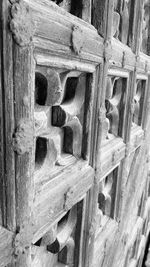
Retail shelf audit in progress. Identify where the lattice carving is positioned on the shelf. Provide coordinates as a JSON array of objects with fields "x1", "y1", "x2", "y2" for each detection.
[
  {"x1": 97, "y1": 168, "x2": 118, "y2": 219},
  {"x1": 103, "y1": 76, "x2": 126, "y2": 142},
  {"x1": 113, "y1": 0, "x2": 133, "y2": 45},
  {"x1": 141, "y1": 1, "x2": 150, "y2": 55},
  {"x1": 132, "y1": 80, "x2": 146, "y2": 127},
  {"x1": 33, "y1": 205, "x2": 77, "y2": 266},
  {"x1": 34, "y1": 67, "x2": 87, "y2": 172}
]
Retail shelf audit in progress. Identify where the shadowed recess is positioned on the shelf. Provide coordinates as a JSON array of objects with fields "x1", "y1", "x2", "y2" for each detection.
[
  {"x1": 35, "y1": 72, "x2": 47, "y2": 105},
  {"x1": 63, "y1": 77, "x2": 78, "y2": 103},
  {"x1": 35, "y1": 137, "x2": 47, "y2": 169},
  {"x1": 63, "y1": 127, "x2": 73, "y2": 154}
]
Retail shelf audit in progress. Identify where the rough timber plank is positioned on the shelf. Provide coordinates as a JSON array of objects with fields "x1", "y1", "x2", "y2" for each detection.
[{"x1": 0, "y1": 226, "x2": 13, "y2": 267}]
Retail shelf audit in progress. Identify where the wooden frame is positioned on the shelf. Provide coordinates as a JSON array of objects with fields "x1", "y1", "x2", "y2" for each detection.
[{"x1": 1, "y1": 0, "x2": 150, "y2": 266}]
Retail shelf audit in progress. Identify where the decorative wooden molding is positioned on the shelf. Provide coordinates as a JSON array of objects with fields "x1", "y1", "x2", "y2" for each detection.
[
  {"x1": 10, "y1": 1, "x2": 35, "y2": 47},
  {"x1": 71, "y1": 26, "x2": 84, "y2": 54},
  {"x1": 13, "y1": 119, "x2": 33, "y2": 155}
]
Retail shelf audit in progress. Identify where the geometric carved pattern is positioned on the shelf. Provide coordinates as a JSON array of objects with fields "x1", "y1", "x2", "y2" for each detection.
[
  {"x1": 104, "y1": 77, "x2": 126, "y2": 140},
  {"x1": 113, "y1": 0, "x2": 132, "y2": 45},
  {"x1": 46, "y1": 206, "x2": 77, "y2": 266},
  {"x1": 132, "y1": 80, "x2": 146, "y2": 127},
  {"x1": 52, "y1": 71, "x2": 85, "y2": 158},
  {"x1": 97, "y1": 168, "x2": 118, "y2": 220},
  {"x1": 34, "y1": 68, "x2": 87, "y2": 171},
  {"x1": 33, "y1": 203, "x2": 82, "y2": 267}
]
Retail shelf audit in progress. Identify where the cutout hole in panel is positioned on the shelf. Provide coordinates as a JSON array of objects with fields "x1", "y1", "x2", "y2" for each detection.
[
  {"x1": 35, "y1": 72, "x2": 47, "y2": 105},
  {"x1": 63, "y1": 127, "x2": 73, "y2": 154},
  {"x1": 70, "y1": 0, "x2": 82, "y2": 18},
  {"x1": 63, "y1": 77, "x2": 78, "y2": 103},
  {"x1": 113, "y1": 0, "x2": 134, "y2": 47},
  {"x1": 58, "y1": 211, "x2": 70, "y2": 229},
  {"x1": 111, "y1": 79, "x2": 122, "y2": 104},
  {"x1": 105, "y1": 77, "x2": 126, "y2": 138},
  {"x1": 52, "y1": 0, "x2": 83, "y2": 18},
  {"x1": 32, "y1": 201, "x2": 84, "y2": 266},
  {"x1": 34, "y1": 238, "x2": 42, "y2": 247},
  {"x1": 58, "y1": 246, "x2": 68, "y2": 263},
  {"x1": 35, "y1": 137, "x2": 47, "y2": 170},
  {"x1": 52, "y1": 72, "x2": 87, "y2": 160},
  {"x1": 98, "y1": 168, "x2": 118, "y2": 219}
]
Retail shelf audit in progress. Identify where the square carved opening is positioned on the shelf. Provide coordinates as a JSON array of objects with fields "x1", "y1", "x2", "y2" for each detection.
[{"x1": 32, "y1": 200, "x2": 84, "y2": 267}]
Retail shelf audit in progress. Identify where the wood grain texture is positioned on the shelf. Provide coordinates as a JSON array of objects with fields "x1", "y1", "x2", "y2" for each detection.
[
  {"x1": 1, "y1": 0, "x2": 150, "y2": 266},
  {"x1": 12, "y1": 44, "x2": 35, "y2": 266},
  {"x1": 0, "y1": 226, "x2": 13, "y2": 267},
  {"x1": 1, "y1": 0, "x2": 16, "y2": 231}
]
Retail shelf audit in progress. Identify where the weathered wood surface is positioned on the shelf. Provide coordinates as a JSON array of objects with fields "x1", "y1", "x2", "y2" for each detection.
[
  {"x1": 0, "y1": 0, "x2": 16, "y2": 231},
  {"x1": 1, "y1": 0, "x2": 150, "y2": 266},
  {"x1": 0, "y1": 226, "x2": 13, "y2": 267}
]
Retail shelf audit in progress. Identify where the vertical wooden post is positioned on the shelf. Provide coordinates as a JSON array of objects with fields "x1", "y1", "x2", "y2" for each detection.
[
  {"x1": 13, "y1": 44, "x2": 35, "y2": 266},
  {"x1": 7, "y1": 0, "x2": 36, "y2": 265},
  {"x1": 1, "y1": 0, "x2": 16, "y2": 231}
]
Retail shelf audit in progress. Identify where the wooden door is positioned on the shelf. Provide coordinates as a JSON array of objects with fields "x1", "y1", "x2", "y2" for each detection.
[{"x1": 0, "y1": 0, "x2": 150, "y2": 267}]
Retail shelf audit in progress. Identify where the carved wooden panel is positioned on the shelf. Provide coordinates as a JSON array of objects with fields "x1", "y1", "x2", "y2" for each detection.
[
  {"x1": 113, "y1": 0, "x2": 135, "y2": 46},
  {"x1": 97, "y1": 167, "x2": 118, "y2": 229},
  {"x1": 98, "y1": 71, "x2": 128, "y2": 179},
  {"x1": 105, "y1": 76, "x2": 127, "y2": 139},
  {"x1": 34, "y1": 66, "x2": 89, "y2": 178},
  {"x1": 1, "y1": 0, "x2": 150, "y2": 266},
  {"x1": 32, "y1": 62, "x2": 95, "y2": 244},
  {"x1": 132, "y1": 79, "x2": 146, "y2": 127},
  {"x1": 32, "y1": 201, "x2": 82, "y2": 266},
  {"x1": 130, "y1": 75, "x2": 147, "y2": 152}
]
